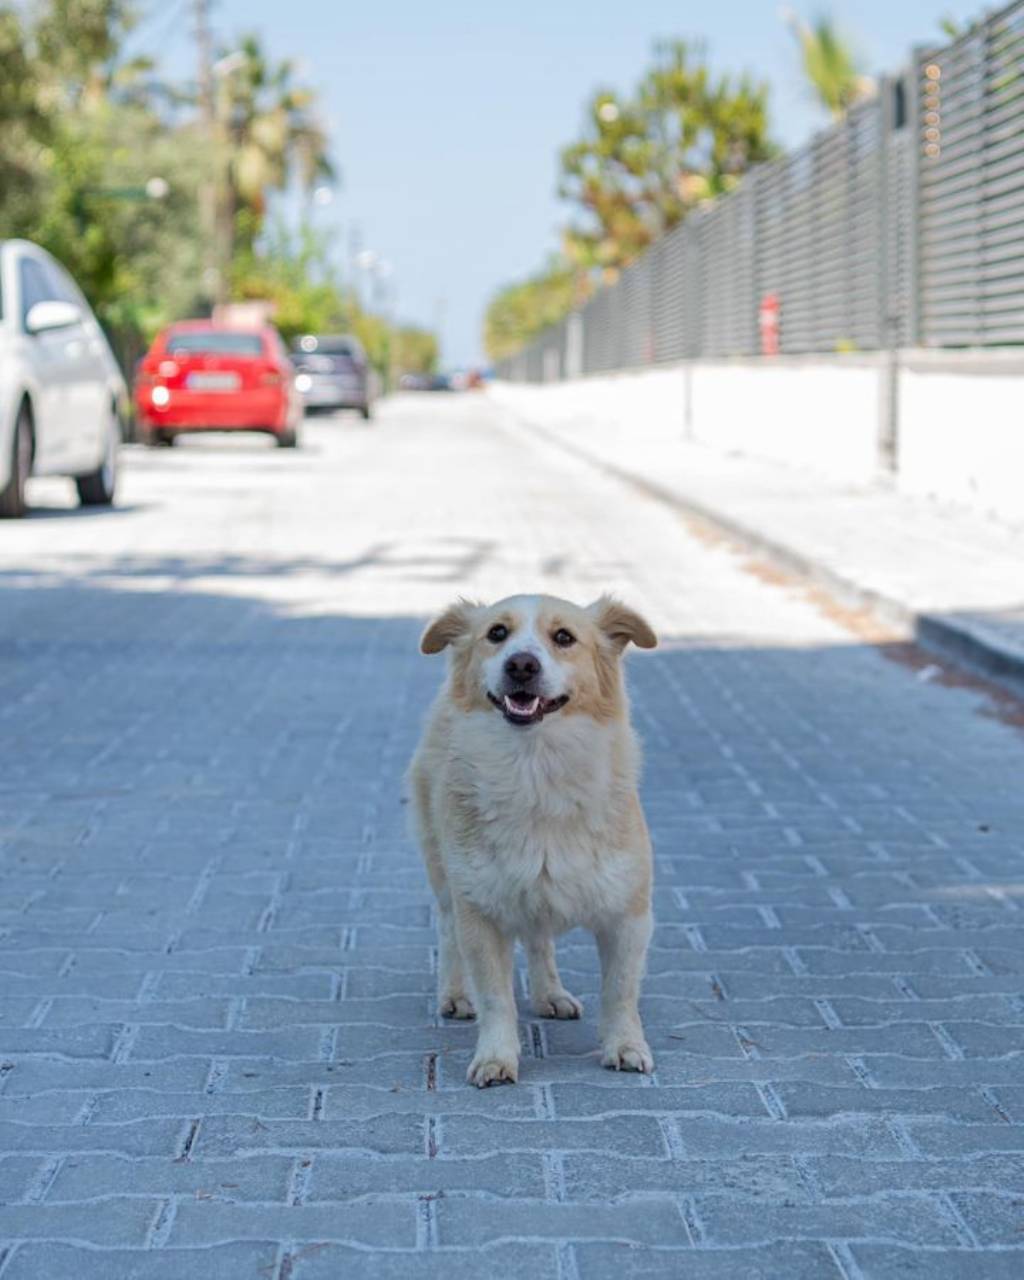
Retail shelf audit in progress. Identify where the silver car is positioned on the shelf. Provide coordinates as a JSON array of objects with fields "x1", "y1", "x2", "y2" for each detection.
[
  {"x1": 291, "y1": 334, "x2": 374, "y2": 420},
  {"x1": 0, "y1": 239, "x2": 127, "y2": 517}
]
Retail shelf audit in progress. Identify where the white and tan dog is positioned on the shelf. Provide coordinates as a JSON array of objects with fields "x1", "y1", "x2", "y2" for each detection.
[{"x1": 409, "y1": 593, "x2": 657, "y2": 1087}]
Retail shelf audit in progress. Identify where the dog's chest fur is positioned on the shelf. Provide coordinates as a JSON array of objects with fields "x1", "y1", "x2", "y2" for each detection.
[{"x1": 443, "y1": 713, "x2": 640, "y2": 933}]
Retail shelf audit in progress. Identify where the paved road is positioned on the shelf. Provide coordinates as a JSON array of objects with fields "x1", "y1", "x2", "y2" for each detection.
[{"x1": 1, "y1": 394, "x2": 1023, "y2": 1279}]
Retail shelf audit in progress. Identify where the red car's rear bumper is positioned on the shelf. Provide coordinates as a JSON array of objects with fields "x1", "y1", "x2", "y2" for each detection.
[{"x1": 136, "y1": 387, "x2": 293, "y2": 431}]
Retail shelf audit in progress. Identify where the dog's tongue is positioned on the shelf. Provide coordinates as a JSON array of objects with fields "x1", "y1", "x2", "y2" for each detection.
[{"x1": 504, "y1": 694, "x2": 540, "y2": 717}]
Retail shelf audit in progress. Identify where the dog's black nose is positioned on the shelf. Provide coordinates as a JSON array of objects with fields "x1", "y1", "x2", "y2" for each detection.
[{"x1": 504, "y1": 651, "x2": 540, "y2": 684}]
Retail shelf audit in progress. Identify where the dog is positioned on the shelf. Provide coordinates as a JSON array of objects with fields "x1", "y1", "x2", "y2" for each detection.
[{"x1": 409, "y1": 593, "x2": 657, "y2": 1087}]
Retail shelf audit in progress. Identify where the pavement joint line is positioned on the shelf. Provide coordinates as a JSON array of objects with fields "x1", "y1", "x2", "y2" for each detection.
[
  {"x1": 146, "y1": 1198, "x2": 177, "y2": 1249},
  {"x1": 679, "y1": 1196, "x2": 705, "y2": 1246},
  {"x1": 658, "y1": 1117, "x2": 686, "y2": 1160},
  {"x1": 827, "y1": 1240, "x2": 866, "y2": 1279},
  {"x1": 556, "y1": 1243, "x2": 582, "y2": 1280},
  {"x1": 929, "y1": 1024, "x2": 967, "y2": 1060},
  {"x1": 937, "y1": 1191, "x2": 982, "y2": 1248},
  {"x1": 542, "y1": 1151, "x2": 568, "y2": 1202},
  {"x1": 23, "y1": 1158, "x2": 62, "y2": 1205},
  {"x1": 287, "y1": 1156, "x2": 314, "y2": 1207},
  {"x1": 755, "y1": 1082, "x2": 787, "y2": 1120},
  {"x1": 980, "y1": 1087, "x2": 1013, "y2": 1124}
]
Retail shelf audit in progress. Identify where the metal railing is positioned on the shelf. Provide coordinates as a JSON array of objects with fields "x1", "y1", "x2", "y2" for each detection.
[{"x1": 497, "y1": 1, "x2": 1024, "y2": 380}]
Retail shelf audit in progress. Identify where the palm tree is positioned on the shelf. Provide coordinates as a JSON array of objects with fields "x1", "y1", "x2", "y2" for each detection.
[
  {"x1": 216, "y1": 34, "x2": 335, "y2": 259},
  {"x1": 781, "y1": 9, "x2": 874, "y2": 121}
]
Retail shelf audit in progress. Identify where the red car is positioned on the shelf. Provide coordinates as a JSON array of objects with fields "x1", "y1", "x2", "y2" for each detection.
[{"x1": 135, "y1": 322, "x2": 301, "y2": 448}]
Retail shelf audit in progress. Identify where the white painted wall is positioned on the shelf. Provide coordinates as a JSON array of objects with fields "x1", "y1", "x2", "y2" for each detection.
[
  {"x1": 689, "y1": 362, "x2": 880, "y2": 484},
  {"x1": 493, "y1": 355, "x2": 1024, "y2": 524},
  {"x1": 493, "y1": 359, "x2": 881, "y2": 485},
  {"x1": 898, "y1": 367, "x2": 1024, "y2": 524}
]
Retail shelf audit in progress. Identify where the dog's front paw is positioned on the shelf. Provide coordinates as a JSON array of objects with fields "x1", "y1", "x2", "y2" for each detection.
[
  {"x1": 533, "y1": 989, "x2": 583, "y2": 1020},
  {"x1": 601, "y1": 1038, "x2": 654, "y2": 1074},
  {"x1": 439, "y1": 993, "x2": 476, "y2": 1020},
  {"x1": 467, "y1": 1053, "x2": 519, "y2": 1087}
]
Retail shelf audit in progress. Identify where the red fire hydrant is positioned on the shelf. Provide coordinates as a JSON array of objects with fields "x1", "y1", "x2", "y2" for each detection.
[{"x1": 759, "y1": 293, "x2": 780, "y2": 356}]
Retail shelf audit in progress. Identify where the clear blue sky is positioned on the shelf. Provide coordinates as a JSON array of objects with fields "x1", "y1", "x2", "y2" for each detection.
[{"x1": 152, "y1": 0, "x2": 982, "y2": 364}]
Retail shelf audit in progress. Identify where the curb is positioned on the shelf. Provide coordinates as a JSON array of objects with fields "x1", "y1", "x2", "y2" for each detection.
[{"x1": 503, "y1": 407, "x2": 1024, "y2": 700}]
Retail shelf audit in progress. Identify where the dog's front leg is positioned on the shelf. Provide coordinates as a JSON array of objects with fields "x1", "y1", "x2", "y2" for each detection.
[
  {"x1": 596, "y1": 910, "x2": 654, "y2": 1073},
  {"x1": 455, "y1": 898, "x2": 519, "y2": 1087}
]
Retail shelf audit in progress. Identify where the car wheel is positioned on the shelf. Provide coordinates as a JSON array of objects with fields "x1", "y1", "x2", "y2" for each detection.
[
  {"x1": 0, "y1": 403, "x2": 32, "y2": 519},
  {"x1": 361, "y1": 405, "x2": 372, "y2": 421},
  {"x1": 276, "y1": 429, "x2": 299, "y2": 449},
  {"x1": 75, "y1": 408, "x2": 119, "y2": 507}
]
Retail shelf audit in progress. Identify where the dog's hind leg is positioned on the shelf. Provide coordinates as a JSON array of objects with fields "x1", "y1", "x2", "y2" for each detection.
[
  {"x1": 596, "y1": 909, "x2": 654, "y2": 1073},
  {"x1": 437, "y1": 890, "x2": 475, "y2": 1020},
  {"x1": 525, "y1": 932, "x2": 582, "y2": 1019}
]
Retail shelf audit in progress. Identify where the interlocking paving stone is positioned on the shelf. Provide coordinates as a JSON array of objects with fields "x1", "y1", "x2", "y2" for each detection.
[
  {"x1": 1, "y1": 1243, "x2": 281, "y2": 1280},
  {"x1": 2, "y1": 397, "x2": 1023, "y2": 1274}
]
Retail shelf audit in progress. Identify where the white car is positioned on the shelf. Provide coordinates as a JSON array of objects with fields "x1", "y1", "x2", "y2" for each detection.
[{"x1": 0, "y1": 239, "x2": 127, "y2": 518}]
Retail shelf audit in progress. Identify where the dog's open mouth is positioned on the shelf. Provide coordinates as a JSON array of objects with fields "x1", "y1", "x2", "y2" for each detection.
[{"x1": 487, "y1": 691, "x2": 570, "y2": 726}]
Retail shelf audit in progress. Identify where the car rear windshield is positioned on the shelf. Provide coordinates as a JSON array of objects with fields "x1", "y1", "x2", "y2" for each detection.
[
  {"x1": 166, "y1": 331, "x2": 263, "y2": 357},
  {"x1": 293, "y1": 336, "x2": 358, "y2": 357}
]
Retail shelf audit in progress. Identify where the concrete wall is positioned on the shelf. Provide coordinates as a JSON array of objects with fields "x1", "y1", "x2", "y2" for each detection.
[
  {"x1": 898, "y1": 357, "x2": 1024, "y2": 523},
  {"x1": 494, "y1": 353, "x2": 1024, "y2": 524},
  {"x1": 688, "y1": 361, "x2": 880, "y2": 485}
]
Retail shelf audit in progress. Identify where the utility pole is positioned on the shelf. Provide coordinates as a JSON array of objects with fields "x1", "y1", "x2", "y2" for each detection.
[{"x1": 193, "y1": 0, "x2": 222, "y2": 308}]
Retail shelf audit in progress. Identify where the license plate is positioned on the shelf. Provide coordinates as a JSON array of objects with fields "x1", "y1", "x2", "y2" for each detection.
[{"x1": 187, "y1": 372, "x2": 240, "y2": 391}]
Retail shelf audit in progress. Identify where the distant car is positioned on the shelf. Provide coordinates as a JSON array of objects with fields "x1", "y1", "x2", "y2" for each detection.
[
  {"x1": 0, "y1": 239, "x2": 127, "y2": 518},
  {"x1": 135, "y1": 322, "x2": 301, "y2": 448},
  {"x1": 291, "y1": 334, "x2": 373, "y2": 419}
]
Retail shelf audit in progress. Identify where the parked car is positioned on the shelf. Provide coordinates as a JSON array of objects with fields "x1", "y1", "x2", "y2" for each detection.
[
  {"x1": 135, "y1": 322, "x2": 301, "y2": 448},
  {"x1": 290, "y1": 334, "x2": 373, "y2": 419},
  {"x1": 0, "y1": 239, "x2": 127, "y2": 518}
]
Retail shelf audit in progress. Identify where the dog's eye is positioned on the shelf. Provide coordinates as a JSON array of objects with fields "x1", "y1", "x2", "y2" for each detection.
[
  {"x1": 552, "y1": 628, "x2": 576, "y2": 648},
  {"x1": 486, "y1": 624, "x2": 509, "y2": 644}
]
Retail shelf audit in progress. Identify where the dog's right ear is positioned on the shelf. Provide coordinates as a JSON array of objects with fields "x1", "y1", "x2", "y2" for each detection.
[{"x1": 420, "y1": 600, "x2": 480, "y2": 654}]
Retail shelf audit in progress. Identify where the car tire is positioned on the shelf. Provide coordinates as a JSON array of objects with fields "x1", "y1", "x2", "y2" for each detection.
[
  {"x1": 361, "y1": 405, "x2": 372, "y2": 421},
  {"x1": 276, "y1": 429, "x2": 299, "y2": 449},
  {"x1": 144, "y1": 430, "x2": 174, "y2": 447},
  {"x1": 75, "y1": 408, "x2": 119, "y2": 507},
  {"x1": 0, "y1": 403, "x2": 32, "y2": 519}
]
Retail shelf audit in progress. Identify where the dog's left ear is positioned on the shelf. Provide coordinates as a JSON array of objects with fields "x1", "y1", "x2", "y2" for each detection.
[
  {"x1": 589, "y1": 596, "x2": 658, "y2": 653},
  {"x1": 420, "y1": 599, "x2": 480, "y2": 654}
]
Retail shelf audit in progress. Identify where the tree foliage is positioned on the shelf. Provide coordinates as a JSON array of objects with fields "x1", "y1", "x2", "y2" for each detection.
[
  {"x1": 560, "y1": 41, "x2": 775, "y2": 273},
  {"x1": 484, "y1": 259, "x2": 583, "y2": 362},
  {"x1": 216, "y1": 33, "x2": 335, "y2": 258},
  {"x1": 781, "y1": 10, "x2": 874, "y2": 121},
  {"x1": 485, "y1": 39, "x2": 775, "y2": 360},
  {"x1": 0, "y1": 2, "x2": 435, "y2": 378}
]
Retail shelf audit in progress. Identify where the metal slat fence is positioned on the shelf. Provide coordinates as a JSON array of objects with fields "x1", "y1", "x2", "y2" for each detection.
[{"x1": 496, "y1": 1, "x2": 1024, "y2": 380}]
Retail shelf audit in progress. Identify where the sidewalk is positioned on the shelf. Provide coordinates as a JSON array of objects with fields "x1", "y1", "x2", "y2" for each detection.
[{"x1": 492, "y1": 392, "x2": 1024, "y2": 693}]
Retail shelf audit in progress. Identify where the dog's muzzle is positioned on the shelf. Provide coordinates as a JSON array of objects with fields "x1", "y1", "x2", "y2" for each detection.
[{"x1": 487, "y1": 650, "x2": 569, "y2": 726}]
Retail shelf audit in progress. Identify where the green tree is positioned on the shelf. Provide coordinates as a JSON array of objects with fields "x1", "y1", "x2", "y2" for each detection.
[
  {"x1": 215, "y1": 34, "x2": 334, "y2": 260},
  {"x1": 391, "y1": 326, "x2": 439, "y2": 377},
  {"x1": 560, "y1": 40, "x2": 775, "y2": 273},
  {"x1": 0, "y1": 0, "x2": 202, "y2": 363},
  {"x1": 230, "y1": 221, "x2": 351, "y2": 341},
  {"x1": 484, "y1": 259, "x2": 583, "y2": 362},
  {"x1": 781, "y1": 10, "x2": 874, "y2": 121}
]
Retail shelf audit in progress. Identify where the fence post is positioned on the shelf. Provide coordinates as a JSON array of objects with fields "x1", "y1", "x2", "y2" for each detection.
[
  {"x1": 877, "y1": 77, "x2": 899, "y2": 474},
  {"x1": 905, "y1": 54, "x2": 923, "y2": 348}
]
